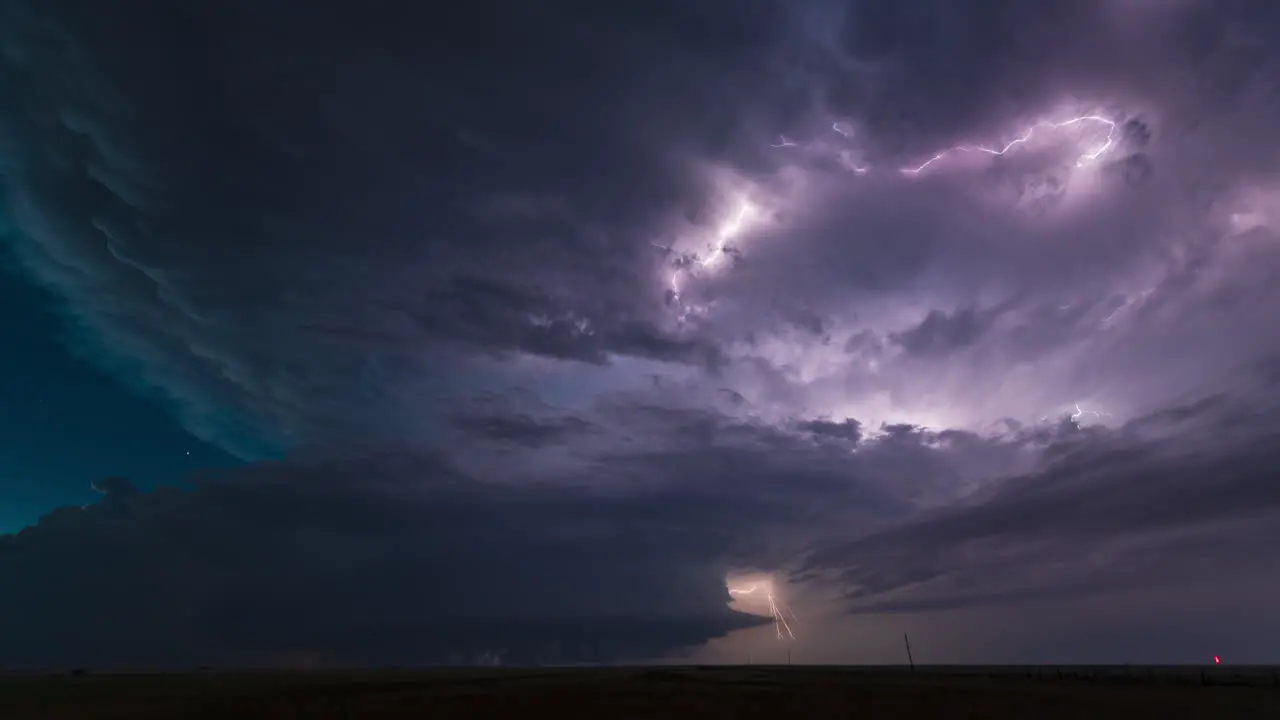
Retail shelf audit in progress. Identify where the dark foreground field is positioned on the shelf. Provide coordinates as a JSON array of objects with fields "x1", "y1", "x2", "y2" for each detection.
[{"x1": 3, "y1": 666, "x2": 1279, "y2": 719}]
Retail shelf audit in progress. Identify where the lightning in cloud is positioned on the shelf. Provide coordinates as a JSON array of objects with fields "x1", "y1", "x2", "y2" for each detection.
[
  {"x1": 901, "y1": 114, "x2": 1118, "y2": 175},
  {"x1": 1039, "y1": 402, "x2": 1113, "y2": 427},
  {"x1": 1070, "y1": 402, "x2": 1112, "y2": 426},
  {"x1": 1102, "y1": 286, "x2": 1156, "y2": 326},
  {"x1": 664, "y1": 197, "x2": 758, "y2": 322},
  {"x1": 762, "y1": 121, "x2": 869, "y2": 177},
  {"x1": 701, "y1": 200, "x2": 754, "y2": 269},
  {"x1": 663, "y1": 110, "x2": 1122, "y2": 322},
  {"x1": 838, "y1": 150, "x2": 871, "y2": 175},
  {"x1": 729, "y1": 582, "x2": 797, "y2": 641},
  {"x1": 767, "y1": 112, "x2": 1120, "y2": 181}
]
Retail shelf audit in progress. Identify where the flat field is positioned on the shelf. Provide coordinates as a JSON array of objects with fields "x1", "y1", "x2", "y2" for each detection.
[{"x1": 2, "y1": 665, "x2": 1279, "y2": 719}]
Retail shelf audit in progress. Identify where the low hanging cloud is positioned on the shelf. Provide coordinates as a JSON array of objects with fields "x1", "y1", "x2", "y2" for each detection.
[
  {"x1": 2, "y1": 394, "x2": 1048, "y2": 668},
  {"x1": 1, "y1": 451, "x2": 768, "y2": 668},
  {"x1": 801, "y1": 386, "x2": 1280, "y2": 616}
]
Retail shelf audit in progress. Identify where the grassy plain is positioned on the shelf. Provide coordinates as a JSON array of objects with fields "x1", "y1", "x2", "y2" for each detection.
[{"x1": 2, "y1": 665, "x2": 1279, "y2": 719}]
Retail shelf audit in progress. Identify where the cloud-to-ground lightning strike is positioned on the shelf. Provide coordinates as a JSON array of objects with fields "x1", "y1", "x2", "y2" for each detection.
[
  {"x1": 900, "y1": 115, "x2": 1118, "y2": 175},
  {"x1": 728, "y1": 582, "x2": 797, "y2": 641}
]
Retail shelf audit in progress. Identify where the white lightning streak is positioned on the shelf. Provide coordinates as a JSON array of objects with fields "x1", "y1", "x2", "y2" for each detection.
[
  {"x1": 1070, "y1": 402, "x2": 1111, "y2": 425},
  {"x1": 766, "y1": 113, "x2": 1120, "y2": 181},
  {"x1": 901, "y1": 115, "x2": 1118, "y2": 175},
  {"x1": 728, "y1": 583, "x2": 797, "y2": 641},
  {"x1": 701, "y1": 201, "x2": 753, "y2": 269},
  {"x1": 664, "y1": 111, "x2": 1122, "y2": 322},
  {"x1": 665, "y1": 199, "x2": 757, "y2": 322},
  {"x1": 1102, "y1": 286, "x2": 1156, "y2": 326}
]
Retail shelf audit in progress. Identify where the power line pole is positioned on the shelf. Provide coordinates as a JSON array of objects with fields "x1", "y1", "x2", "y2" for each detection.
[{"x1": 903, "y1": 633, "x2": 915, "y2": 672}]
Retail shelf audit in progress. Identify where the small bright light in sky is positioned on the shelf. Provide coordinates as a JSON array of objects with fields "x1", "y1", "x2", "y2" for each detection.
[{"x1": 1214, "y1": 655, "x2": 1221, "y2": 665}]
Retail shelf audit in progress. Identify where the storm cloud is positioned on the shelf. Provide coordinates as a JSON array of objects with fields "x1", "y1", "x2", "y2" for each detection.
[{"x1": 4, "y1": 0, "x2": 1280, "y2": 666}]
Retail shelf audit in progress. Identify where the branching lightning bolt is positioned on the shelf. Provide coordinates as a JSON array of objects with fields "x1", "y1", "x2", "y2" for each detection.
[
  {"x1": 664, "y1": 199, "x2": 757, "y2": 322},
  {"x1": 1070, "y1": 402, "x2": 1111, "y2": 425},
  {"x1": 728, "y1": 583, "x2": 797, "y2": 641},
  {"x1": 768, "y1": 113, "x2": 1120, "y2": 178},
  {"x1": 901, "y1": 115, "x2": 1118, "y2": 175},
  {"x1": 663, "y1": 111, "x2": 1122, "y2": 322}
]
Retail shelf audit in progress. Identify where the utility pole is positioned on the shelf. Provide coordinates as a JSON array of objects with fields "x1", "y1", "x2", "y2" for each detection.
[{"x1": 903, "y1": 633, "x2": 915, "y2": 672}]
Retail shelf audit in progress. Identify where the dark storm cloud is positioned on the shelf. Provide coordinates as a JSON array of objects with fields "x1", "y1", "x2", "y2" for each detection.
[
  {"x1": 449, "y1": 407, "x2": 596, "y2": 449},
  {"x1": 6, "y1": 0, "x2": 1280, "y2": 667},
  {"x1": 0, "y1": 0, "x2": 793, "y2": 453},
  {"x1": 89, "y1": 475, "x2": 137, "y2": 501},
  {"x1": 6, "y1": 0, "x2": 1279, "y2": 449},
  {"x1": 890, "y1": 304, "x2": 1006, "y2": 358},
  {"x1": 813, "y1": 0, "x2": 1280, "y2": 158},
  {"x1": 410, "y1": 278, "x2": 723, "y2": 367},
  {"x1": 446, "y1": 389, "x2": 599, "y2": 448},
  {"x1": 441, "y1": 387, "x2": 1057, "y2": 526},
  {"x1": 795, "y1": 417, "x2": 862, "y2": 444},
  {"x1": 0, "y1": 452, "x2": 773, "y2": 668},
  {"x1": 802, "y1": 391, "x2": 1280, "y2": 614},
  {"x1": 823, "y1": 0, "x2": 1106, "y2": 148},
  {"x1": 0, "y1": 395, "x2": 1014, "y2": 668},
  {"x1": 1, "y1": 373, "x2": 1096, "y2": 668}
]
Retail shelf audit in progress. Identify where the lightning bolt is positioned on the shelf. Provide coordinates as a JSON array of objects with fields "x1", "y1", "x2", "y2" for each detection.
[
  {"x1": 666, "y1": 111, "x2": 1121, "y2": 322},
  {"x1": 1102, "y1": 286, "x2": 1156, "y2": 325},
  {"x1": 764, "y1": 122, "x2": 868, "y2": 177},
  {"x1": 1069, "y1": 402, "x2": 1111, "y2": 425},
  {"x1": 701, "y1": 201, "x2": 753, "y2": 269},
  {"x1": 664, "y1": 198, "x2": 757, "y2": 323},
  {"x1": 901, "y1": 115, "x2": 1118, "y2": 175},
  {"x1": 767, "y1": 113, "x2": 1119, "y2": 180},
  {"x1": 728, "y1": 582, "x2": 797, "y2": 641}
]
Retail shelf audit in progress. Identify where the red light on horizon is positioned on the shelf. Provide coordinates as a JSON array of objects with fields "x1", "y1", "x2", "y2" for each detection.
[{"x1": 1213, "y1": 655, "x2": 1220, "y2": 665}]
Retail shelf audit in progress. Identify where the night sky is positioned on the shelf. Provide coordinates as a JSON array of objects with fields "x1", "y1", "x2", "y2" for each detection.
[{"x1": 4, "y1": 0, "x2": 1280, "y2": 669}]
